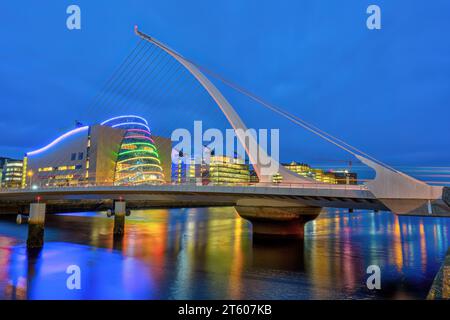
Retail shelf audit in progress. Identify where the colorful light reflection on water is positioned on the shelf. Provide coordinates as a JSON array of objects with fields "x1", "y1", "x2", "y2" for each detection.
[{"x1": 0, "y1": 208, "x2": 448, "y2": 299}]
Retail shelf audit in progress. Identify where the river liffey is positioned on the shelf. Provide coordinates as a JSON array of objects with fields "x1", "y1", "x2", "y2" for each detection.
[{"x1": 0, "y1": 208, "x2": 448, "y2": 299}]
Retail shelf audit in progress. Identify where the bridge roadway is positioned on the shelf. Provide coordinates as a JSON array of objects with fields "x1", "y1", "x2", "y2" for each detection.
[
  {"x1": 3, "y1": 183, "x2": 449, "y2": 246},
  {"x1": 0, "y1": 183, "x2": 386, "y2": 214}
]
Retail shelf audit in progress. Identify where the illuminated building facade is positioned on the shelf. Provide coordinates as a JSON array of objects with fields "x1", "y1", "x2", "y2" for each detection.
[
  {"x1": 171, "y1": 150, "x2": 187, "y2": 184},
  {"x1": 25, "y1": 115, "x2": 168, "y2": 187},
  {"x1": 0, "y1": 158, "x2": 23, "y2": 189},
  {"x1": 208, "y1": 155, "x2": 250, "y2": 185},
  {"x1": 171, "y1": 148, "x2": 250, "y2": 185},
  {"x1": 26, "y1": 124, "x2": 125, "y2": 187},
  {"x1": 320, "y1": 171, "x2": 337, "y2": 184},
  {"x1": 284, "y1": 161, "x2": 315, "y2": 178},
  {"x1": 333, "y1": 170, "x2": 358, "y2": 185},
  {"x1": 0, "y1": 157, "x2": 7, "y2": 183},
  {"x1": 272, "y1": 161, "x2": 356, "y2": 185},
  {"x1": 171, "y1": 149, "x2": 206, "y2": 184},
  {"x1": 249, "y1": 168, "x2": 259, "y2": 184},
  {"x1": 101, "y1": 116, "x2": 164, "y2": 185}
]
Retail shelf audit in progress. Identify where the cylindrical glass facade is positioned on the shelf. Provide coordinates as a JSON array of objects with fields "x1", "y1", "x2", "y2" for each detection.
[{"x1": 102, "y1": 115, "x2": 164, "y2": 185}]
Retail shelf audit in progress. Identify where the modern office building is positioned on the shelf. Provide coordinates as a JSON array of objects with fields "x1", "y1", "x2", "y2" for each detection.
[
  {"x1": 320, "y1": 171, "x2": 338, "y2": 184},
  {"x1": 0, "y1": 157, "x2": 7, "y2": 183},
  {"x1": 171, "y1": 149, "x2": 187, "y2": 184},
  {"x1": 333, "y1": 170, "x2": 358, "y2": 185},
  {"x1": 171, "y1": 148, "x2": 250, "y2": 185},
  {"x1": 171, "y1": 149, "x2": 208, "y2": 185},
  {"x1": 208, "y1": 155, "x2": 250, "y2": 185},
  {"x1": 249, "y1": 168, "x2": 259, "y2": 184},
  {"x1": 1, "y1": 158, "x2": 23, "y2": 189},
  {"x1": 25, "y1": 115, "x2": 168, "y2": 187},
  {"x1": 271, "y1": 161, "x2": 356, "y2": 185},
  {"x1": 284, "y1": 161, "x2": 315, "y2": 179}
]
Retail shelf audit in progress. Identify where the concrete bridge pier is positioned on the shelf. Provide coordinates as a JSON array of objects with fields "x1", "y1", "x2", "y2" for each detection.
[
  {"x1": 107, "y1": 200, "x2": 129, "y2": 236},
  {"x1": 234, "y1": 199, "x2": 322, "y2": 240},
  {"x1": 25, "y1": 203, "x2": 46, "y2": 248}
]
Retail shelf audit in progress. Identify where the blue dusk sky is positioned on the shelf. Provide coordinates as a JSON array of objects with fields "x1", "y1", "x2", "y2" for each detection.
[{"x1": 1, "y1": 0, "x2": 449, "y2": 168}]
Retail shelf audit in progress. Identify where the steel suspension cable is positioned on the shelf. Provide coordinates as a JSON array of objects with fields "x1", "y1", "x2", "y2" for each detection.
[
  {"x1": 191, "y1": 65, "x2": 402, "y2": 173},
  {"x1": 135, "y1": 32, "x2": 394, "y2": 169},
  {"x1": 93, "y1": 41, "x2": 154, "y2": 112},
  {"x1": 86, "y1": 39, "x2": 144, "y2": 113}
]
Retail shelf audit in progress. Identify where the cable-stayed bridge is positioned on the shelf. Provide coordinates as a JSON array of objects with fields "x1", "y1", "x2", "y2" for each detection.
[
  {"x1": 1, "y1": 27, "x2": 449, "y2": 247},
  {"x1": 131, "y1": 27, "x2": 450, "y2": 217}
]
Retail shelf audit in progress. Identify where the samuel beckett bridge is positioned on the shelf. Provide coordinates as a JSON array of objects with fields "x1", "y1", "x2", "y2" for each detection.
[{"x1": 1, "y1": 27, "x2": 449, "y2": 248}]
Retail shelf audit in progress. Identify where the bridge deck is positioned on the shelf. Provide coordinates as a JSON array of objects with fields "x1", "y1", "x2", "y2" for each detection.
[{"x1": 0, "y1": 184, "x2": 387, "y2": 213}]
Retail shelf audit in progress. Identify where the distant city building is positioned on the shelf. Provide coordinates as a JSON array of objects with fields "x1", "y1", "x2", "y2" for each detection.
[
  {"x1": 321, "y1": 171, "x2": 337, "y2": 184},
  {"x1": 311, "y1": 168, "x2": 322, "y2": 182},
  {"x1": 171, "y1": 148, "x2": 250, "y2": 186},
  {"x1": 1, "y1": 158, "x2": 23, "y2": 189},
  {"x1": 333, "y1": 170, "x2": 357, "y2": 185},
  {"x1": 0, "y1": 157, "x2": 8, "y2": 168},
  {"x1": 208, "y1": 155, "x2": 250, "y2": 185},
  {"x1": 171, "y1": 149, "x2": 187, "y2": 184},
  {"x1": 272, "y1": 162, "x2": 314, "y2": 184},
  {"x1": 284, "y1": 161, "x2": 315, "y2": 179},
  {"x1": 171, "y1": 150, "x2": 204, "y2": 184},
  {"x1": 272, "y1": 161, "x2": 357, "y2": 185},
  {"x1": 249, "y1": 168, "x2": 259, "y2": 184},
  {"x1": 271, "y1": 172, "x2": 282, "y2": 184},
  {"x1": 25, "y1": 115, "x2": 169, "y2": 187},
  {"x1": 0, "y1": 157, "x2": 8, "y2": 183}
]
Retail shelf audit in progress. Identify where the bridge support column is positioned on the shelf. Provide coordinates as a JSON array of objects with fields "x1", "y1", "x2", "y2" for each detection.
[
  {"x1": 27, "y1": 203, "x2": 46, "y2": 248},
  {"x1": 107, "y1": 201, "x2": 129, "y2": 236},
  {"x1": 234, "y1": 199, "x2": 322, "y2": 240}
]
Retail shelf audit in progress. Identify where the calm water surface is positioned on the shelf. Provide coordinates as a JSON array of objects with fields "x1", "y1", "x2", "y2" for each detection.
[{"x1": 0, "y1": 207, "x2": 448, "y2": 299}]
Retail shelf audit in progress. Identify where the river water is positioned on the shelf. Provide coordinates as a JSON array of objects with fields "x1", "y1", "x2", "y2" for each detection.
[{"x1": 0, "y1": 207, "x2": 448, "y2": 300}]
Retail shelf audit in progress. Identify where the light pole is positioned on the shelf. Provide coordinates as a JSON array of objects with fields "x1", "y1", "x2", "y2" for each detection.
[{"x1": 27, "y1": 170, "x2": 33, "y2": 189}]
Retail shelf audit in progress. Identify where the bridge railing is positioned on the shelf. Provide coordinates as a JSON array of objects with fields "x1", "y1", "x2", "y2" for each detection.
[{"x1": 0, "y1": 180, "x2": 369, "y2": 192}]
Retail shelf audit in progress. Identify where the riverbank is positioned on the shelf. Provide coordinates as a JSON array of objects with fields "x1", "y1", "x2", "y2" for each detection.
[{"x1": 427, "y1": 247, "x2": 450, "y2": 299}]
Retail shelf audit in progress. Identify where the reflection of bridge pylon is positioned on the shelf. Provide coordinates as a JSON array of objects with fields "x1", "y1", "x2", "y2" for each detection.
[{"x1": 134, "y1": 26, "x2": 450, "y2": 215}]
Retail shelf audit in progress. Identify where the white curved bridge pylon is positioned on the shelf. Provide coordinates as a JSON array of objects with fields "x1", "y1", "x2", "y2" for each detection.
[
  {"x1": 133, "y1": 27, "x2": 450, "y2": 215},
  {"x1": 134, "y1": 26, "x2": 311, "y2": 184}
]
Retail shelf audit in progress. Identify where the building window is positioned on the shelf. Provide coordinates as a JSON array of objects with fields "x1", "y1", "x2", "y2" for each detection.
[
  {"x1": 78, "y1": 152, "x2": 83, "y2": 160},
  {"x1": 75, "y1": 164, "x2": 82, "y2": 170},
  {"x1": 71, "y1": 153, "x2": 76, "y2": 161}
]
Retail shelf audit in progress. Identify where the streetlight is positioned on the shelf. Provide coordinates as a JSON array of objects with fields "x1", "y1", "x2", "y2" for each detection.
[{"x1": 27, "y1": 170, "x2": 33, "y2": 189}]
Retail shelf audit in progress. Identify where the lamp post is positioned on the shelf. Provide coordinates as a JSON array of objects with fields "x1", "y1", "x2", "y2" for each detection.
[{"x1": 27, "y1": 170, "x2": 33, "y2": 189}]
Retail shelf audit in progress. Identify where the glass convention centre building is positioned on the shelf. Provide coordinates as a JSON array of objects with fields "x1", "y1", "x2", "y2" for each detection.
[{"x1": 24, "y1": 115, "x2": 171, "y2": 187}]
